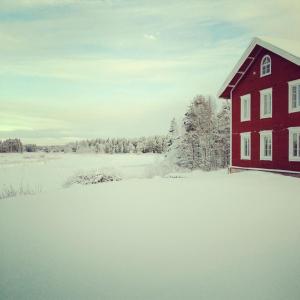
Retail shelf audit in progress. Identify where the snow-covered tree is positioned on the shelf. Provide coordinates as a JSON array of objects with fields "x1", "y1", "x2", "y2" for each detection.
[
  {"x1": 181, "y1": 95, "x2": 214, "y2": 169},
  {"x1": 167, "y1": 118, "x2": 179, "y2": 148},
  {"x1": 166, "y1": 95, "x2": 230, "y2": 171},
  {"x1": 215, "y1": 101, "x2": 231, "y2": 168},
  {"x1": 77, "y1": 140, "x2": 91, "y2": 153},
  {"x1": 24, "y1": 144, "x2": 37, "y2": 152},
  {"x1": 0, "y1": 139, "x2": 23, "y2": 153}
]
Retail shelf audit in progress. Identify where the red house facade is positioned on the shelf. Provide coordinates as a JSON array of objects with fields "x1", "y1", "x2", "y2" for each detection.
[{"x1": 218, "y1": 37, "x2": 300, "y2": 174}]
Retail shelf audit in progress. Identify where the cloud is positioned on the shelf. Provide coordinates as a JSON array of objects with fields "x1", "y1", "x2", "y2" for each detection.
[
  {"x1": 143, "y1": 34, "x2": 157, "y2": 41},
  {"x1": 0, "y1": 57, "x2": 190, "y2": 82},
  {"x1": 0, "y1": 0, "x2": 299, "y2": 143},
  {"x1": 0, "y1": 0, "x2": 103, "y2": 9}
]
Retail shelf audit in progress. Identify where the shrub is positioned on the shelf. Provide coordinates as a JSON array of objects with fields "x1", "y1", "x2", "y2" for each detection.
[
  {"x1": 64, "y1": 169, "x2": 122, "y2": 187},
  {"x1": 0, "y1": 184, "x2": 42, "y2": 200}
]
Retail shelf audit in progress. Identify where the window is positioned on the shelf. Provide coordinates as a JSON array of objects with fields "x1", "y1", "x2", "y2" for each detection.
[
  {"x1": 260, "y1": 131, "x2": 272, "y2": 160},
  {"x1": 288, "y1": 127, "x2": 300, "y2": 161},
  {"x1": 241, "y1": 132, "x2": 251, "y2": 160},
  {"x1": 260, "y1": 55, "x2": 271, "y2": 77},
  {"x1": 260, "y1": 88, "x2": 272, "y2": 118},
  {"x1": 288, "y1": 79, "x2": 300, "y2": 113},
  {"x1": 241, "y1": 94, "x2": 251, "y2": 121}
]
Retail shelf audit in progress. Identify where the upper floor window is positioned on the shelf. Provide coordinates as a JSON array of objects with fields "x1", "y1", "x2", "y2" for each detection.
[
  {"x1": 241, "y1": 94, "x2": 251, "y2": 122},
  {"x1": 260, "y1": 88, "x2": 272, "y2": 118},
  {"x1": 288, "y1": 79, "x2": 300, "y2": 113},
  {"x1": 260, "y1": 55, "x2": 271, "y2": 77}
]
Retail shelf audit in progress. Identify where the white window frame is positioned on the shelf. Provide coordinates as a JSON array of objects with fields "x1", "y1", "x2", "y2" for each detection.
[
  {"x1": 288, "y1": 127, "x2": 300, "y2": 162},
  {"x1": 260, "y1": 55, "x2": 271, "y2": 77},
  {"x1": 240, "y1": 94, "x2": 251, "y2": 122},
  {"x1": 240, "y1": 132, "x2": 251, "y2": 160},
  {"x1": 260, "y1": 130, "x2": 272, "y2": 161},
  {"x1": 288, "y1": 79, "x2": 300, "y2": 113},
  {"x1": 260, "y1": 88, "x2": 272, "y2": 119}
]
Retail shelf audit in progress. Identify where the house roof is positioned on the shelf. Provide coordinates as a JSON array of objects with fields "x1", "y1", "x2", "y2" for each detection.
[{"x1": 218, "y1": 37, "x2": 300, "y2": 99}]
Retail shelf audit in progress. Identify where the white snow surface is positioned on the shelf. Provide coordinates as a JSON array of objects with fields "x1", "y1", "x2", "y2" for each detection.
[
  {"x1": 0, "y1": 153, "x2": 162, "y2": 193},
  {"x1": 1, "y1": 153, "x2": 300, "y2": 300}
]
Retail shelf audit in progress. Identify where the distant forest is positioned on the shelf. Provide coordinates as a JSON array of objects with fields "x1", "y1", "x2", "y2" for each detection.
[
  {"x1": 1, "y1": 94, "x2": 230, "y2": 171},
  {"x1": 0, "y1": 136, "x2": 169, "y2": 154},
  {"x1": 0, "y1": 139, "x2": 30, "y2": 153}
]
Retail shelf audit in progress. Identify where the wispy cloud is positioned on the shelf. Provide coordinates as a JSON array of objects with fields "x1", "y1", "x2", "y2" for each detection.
[
  {"x1": 0, "y1": 0, "x2": 299, "y2": 144},
  {"x1": 143, "y1": 34, "x2": 157, "y2": 41}
]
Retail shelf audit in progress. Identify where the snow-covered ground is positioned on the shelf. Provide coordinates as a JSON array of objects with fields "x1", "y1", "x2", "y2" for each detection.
[
  {"x1": 1, "y1": 153, "x2": 300, "y2": 300},
  {"x1": 0, "y1": 152, "x2": 162, "y2": 194}
]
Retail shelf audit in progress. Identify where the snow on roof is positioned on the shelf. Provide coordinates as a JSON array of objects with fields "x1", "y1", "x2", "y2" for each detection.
[
  {"x1": 218, "y1": 37, "x2": 300, "y2": 99},
  {"x1": 259, "y1": 36, "x2": 300, "y2": 61}
]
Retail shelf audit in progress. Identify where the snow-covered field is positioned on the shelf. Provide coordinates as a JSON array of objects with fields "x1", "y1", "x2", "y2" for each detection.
[
  {"x1": 0, "y1": 153, "x2": 162, "y2": 195},
  {"x1": 1, "y1": 153, "x2": 300, "y2": 300}
]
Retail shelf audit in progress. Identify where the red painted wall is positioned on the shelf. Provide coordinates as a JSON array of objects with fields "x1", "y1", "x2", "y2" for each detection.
[{"x1": 232, "y1": 47, "x2": 300, "y2": 172}]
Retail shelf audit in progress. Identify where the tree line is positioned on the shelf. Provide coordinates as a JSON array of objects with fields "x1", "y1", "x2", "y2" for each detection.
[
  {"x1": 0, "y1": 139, "x2": 38, "y2": 153},
  {"x1": 64, "y1": 136, "x2": 169, "y2": 154},
  {"x1": 0, "y1": 139, "x2": 23, "y2": 153}
]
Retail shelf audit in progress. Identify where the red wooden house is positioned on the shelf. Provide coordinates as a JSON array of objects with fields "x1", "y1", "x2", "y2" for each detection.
[{"x1": 218, "y1": 37, "x2": 300, "y2": 174}]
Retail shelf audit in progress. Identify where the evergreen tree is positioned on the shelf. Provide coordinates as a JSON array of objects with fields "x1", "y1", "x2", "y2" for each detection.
[
  {"x1": 182, "y1": 95, "x2": 214, "y2": 169},
  {"x1": 0, "y1": 139, "x2": 23, "y2": 153},
  {"x1": 167, "y1": 118, "x2": 179, "y2": 148},
  {"x1": 215, "y1": 101, "x2": 231, "y2": 168},
  {"x1": 166, "y1": 95, "x2": 230, "y2": 171}
]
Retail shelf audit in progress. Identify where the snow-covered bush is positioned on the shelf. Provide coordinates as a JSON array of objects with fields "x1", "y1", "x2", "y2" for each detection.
[
  {"x1": 64, "y1": 169, "x2": 122, "y2": 187},
  {"x1": 163, "y1": 173, "x2": 186, "y2": 179},
  {"x1": 0, "y1": 184, "x2": 42, "y2": 200},
  {"x1": 144, "y1": 156, "x2": 189, "y2": 178}
]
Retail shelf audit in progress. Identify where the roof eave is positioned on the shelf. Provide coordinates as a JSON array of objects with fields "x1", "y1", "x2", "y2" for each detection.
[
  {"x1": 217, "y1": 38, "x2": 258, "y2": 99},
  {"x1": 217, "y1": 37, "x2": 300, "y2": 99}
]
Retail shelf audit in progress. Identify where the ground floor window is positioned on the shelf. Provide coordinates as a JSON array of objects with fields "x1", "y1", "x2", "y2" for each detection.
[
  {"x1": 240, "y1": 132, "x2": 251, "y2": 160},
  {"x1": 289, "y1": 79, "x2": 300, "y2": 113},
  {"x1": 289, "y1": 127, "x2": 300, "y2": 161},
  {"x1": 260, "y1": 130, "x2": 272, "y2": 160}
]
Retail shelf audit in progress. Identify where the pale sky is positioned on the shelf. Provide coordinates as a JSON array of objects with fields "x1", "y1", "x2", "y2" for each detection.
[{"x1": 1, "y1": 0, "x2": 299, "y2": 145}]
